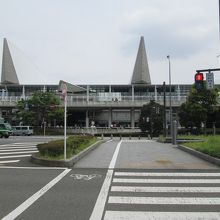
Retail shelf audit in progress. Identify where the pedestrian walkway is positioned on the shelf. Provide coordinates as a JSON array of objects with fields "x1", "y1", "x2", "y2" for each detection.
[
  {"x1": 0, "y1": 143, "x2": 39, "y2": 165},
  {"x1": 103, "y1": 170, "x2": 220, "y2": 220}
]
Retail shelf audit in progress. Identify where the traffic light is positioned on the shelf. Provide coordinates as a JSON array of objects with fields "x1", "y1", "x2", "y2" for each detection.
[{"x1": 195, "y1": 72, "x2": 204, "y2": 91}]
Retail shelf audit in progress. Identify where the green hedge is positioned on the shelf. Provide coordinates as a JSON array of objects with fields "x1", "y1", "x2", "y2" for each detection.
[{"x1": 37, "y1": 135, "x2": 96, "y2": 158}]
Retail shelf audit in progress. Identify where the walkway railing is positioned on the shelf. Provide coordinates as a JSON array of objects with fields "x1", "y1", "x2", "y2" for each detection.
[{"x1": 1, "y1": 95, "x2": 219, "y2": 107}]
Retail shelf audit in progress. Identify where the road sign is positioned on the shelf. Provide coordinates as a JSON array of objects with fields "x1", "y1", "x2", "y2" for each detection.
[
  {"x1": 206, "y1": 72, "x2": 214, "y2": 89},
  {"x1": 60, "y1": 82, "x2": 67, "y2": 100}
]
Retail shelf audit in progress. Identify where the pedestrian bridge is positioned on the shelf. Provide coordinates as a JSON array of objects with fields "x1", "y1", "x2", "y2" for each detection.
[
  {"x1": 0, "y1": 95, "x2": 189, "y2": 108},
  {"x1": 2, "y1": 95, "x2": 220, "y2": 109}
]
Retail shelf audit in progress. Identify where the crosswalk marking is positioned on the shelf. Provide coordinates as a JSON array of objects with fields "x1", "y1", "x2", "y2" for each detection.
[
  {"x1": 0, "y1": 142, "x2": 39, "y2": 164},
  {"x1": 108, "y1": 196, "x2": 220, "y2": 205},
  {"x1": 0, "y1": 148, "x2": 37, "y2": 152},
  {"x1": 115, "y1": 172, "x2": 220, "y2": 177},
  {"x1": 0, "y1": 151, "x2": 38, "y2": 155},
  {"x1": 113, "y1": 178, "x2": 220, "y2": 184},
  {"x1": 111, "y1": 186, "x2": 220, "y2": 193},
  {"x1": 0, "y1": 146, "x2": 36, "y2": 150},
  {"x1": 103, "y1": 171, "x2": 220, "y2": 220},
  {"x1": 0, "y1": 144, "x2": 38, "y2": 147},
  {"x1": 0, "y1": 160, "x2": 20, "y2": 164},
  {"x1": 0, "y1": 155, "x2": 32, "y2": 159},
  {"x1": 104, "y1": 211, "x2": 220, "y2": 220}
]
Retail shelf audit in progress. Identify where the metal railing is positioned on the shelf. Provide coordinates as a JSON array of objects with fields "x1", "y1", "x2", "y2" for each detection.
[{"x1": 3, "y1": 94, "x2": 220, "y2": 107}]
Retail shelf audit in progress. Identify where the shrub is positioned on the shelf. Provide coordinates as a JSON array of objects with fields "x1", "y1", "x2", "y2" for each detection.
[{"x1": 37, "y1": 135, "x2": 96, "y2": 158}]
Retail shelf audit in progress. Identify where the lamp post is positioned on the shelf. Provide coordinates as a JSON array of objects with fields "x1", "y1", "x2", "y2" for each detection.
[
  {"x1": 61, "y1": 83, "x2": 67, "y2": 161},
  {"x1": 167, "y1": 55, "x2": 173, "y2": 138}
]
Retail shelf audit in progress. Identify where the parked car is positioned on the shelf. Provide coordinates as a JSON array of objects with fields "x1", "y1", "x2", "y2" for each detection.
[
  {"x1": 0, "y1": 123, "x2": 13, "y2": 138},
  {"x1": 12, "y1": 126, "x2": 34, "y2": 136}
]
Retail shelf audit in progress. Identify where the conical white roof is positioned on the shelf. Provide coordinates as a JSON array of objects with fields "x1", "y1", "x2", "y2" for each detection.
[
  {"x1": 1, "y1": 38, "x2": 19, "y2": 84},
  {"x1": 131, "y1": 36, "x2": 151, "y2": 84}
]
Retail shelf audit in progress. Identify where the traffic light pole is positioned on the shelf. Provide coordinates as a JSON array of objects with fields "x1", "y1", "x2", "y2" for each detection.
[{"x1": 196, "y1": 68, "x2": 220, "y2": 73}]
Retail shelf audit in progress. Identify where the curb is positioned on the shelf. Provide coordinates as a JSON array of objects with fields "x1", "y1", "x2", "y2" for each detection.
[
  {"x1": 31, "y1": 140, "x2": 105, "y2": 168},
  {"x1": 178, "y1": 144, "x2": 220, "y2": 167}
]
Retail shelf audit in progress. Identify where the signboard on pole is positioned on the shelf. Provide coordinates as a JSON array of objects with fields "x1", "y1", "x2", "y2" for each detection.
[
  {"x1": 206, "y1": 72, "x2": 214, "y2": 89},
  {"x1": 60, "y1": 82, "x2": 67, "y2": 100}
]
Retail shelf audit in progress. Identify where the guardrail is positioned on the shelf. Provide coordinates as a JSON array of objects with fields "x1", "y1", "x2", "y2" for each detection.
[{"x1": 41, "y1": 127, "x2": 142, "y2": 135}]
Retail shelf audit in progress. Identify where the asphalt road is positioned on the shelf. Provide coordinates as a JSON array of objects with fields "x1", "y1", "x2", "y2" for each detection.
[{"x1": 1, "y1": 137, "x2": 220, "y2": 219}]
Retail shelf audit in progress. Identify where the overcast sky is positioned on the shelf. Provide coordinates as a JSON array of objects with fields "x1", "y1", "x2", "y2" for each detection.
[{"x1": 0, "y1": 0, "x2": 219, "y2": 85}]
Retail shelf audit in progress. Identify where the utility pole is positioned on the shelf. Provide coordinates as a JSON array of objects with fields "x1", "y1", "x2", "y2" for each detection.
[
  {"x1": 163, "y1": 81, "x2": 166, "y2": 137},
  {"x1": 167, "y1": 55, "x2": 173, "y2": 138}
]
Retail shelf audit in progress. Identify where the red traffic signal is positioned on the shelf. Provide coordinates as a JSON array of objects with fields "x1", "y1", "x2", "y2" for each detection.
[
  {"x1": 195, "y1": 72, "x2": 203, "y2": 81},
  {"x1": 194, "y1": 72, "x2": 204, "y2": 91}
]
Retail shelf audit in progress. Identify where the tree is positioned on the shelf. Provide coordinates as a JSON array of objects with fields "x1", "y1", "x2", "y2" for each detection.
[
  {"x1": 15, "y1": 91, "x2": 64, "y2": 126},
  {"x1": 178, "y1": 85, "x2": 218, "y2": 132},
  {"x1": 139, "y1": 100, "x2": 164, "y2": 137}
]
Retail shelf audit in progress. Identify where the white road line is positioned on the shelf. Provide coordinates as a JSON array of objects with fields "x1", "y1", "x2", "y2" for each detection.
[
  {"x1": 2, "y1": 169, "x2": 71, "y2": 220},
  {"x1": 111, "y1": 186, "x2": 220, "y2": 193},
  {"x1": 90, "y1": 141, "x2": 122, "y2": 220},
  {"x1": 89, "y1": 170, "x2": 113, "y2": 220},
  {"x1": 113, "y1": 178, "x2": 220, "y2": 184},
  {"x1": 0, "y1": 155, "x2": 32, "y2": 159},
  {"x1": 106, "y1": 140, "x2": 113, "y2": 143},
  {"x1": 0, "y1": 151, "x2": 38, "y2": 155},
  {"x1": 122, "y1": 140, "x2": 154, "y2": 143},
  {"x1": 114, "y1": 172, "x2": 220, "y2": 177},
  {"x1": 109, "y1": 141, "x2": 122, "y2": 169},
  {"x1": 0, "y1": 148, "x2": 37, "y2": 152},
  {"x1": 108, "y1": 196, "x2": 220, "y2": 205},
  {"x1": 104, "y1": 211, "x2": 220, "y2": 220},
  {"x1": 0, "y1": 166, "x2": 67, "y2": 170},
  {"x1": 9, "y1": 142, "x2": 42, "y2": 145},
  {"x1": 0, "y1": 160, "x2": 20, "y2": 164}
]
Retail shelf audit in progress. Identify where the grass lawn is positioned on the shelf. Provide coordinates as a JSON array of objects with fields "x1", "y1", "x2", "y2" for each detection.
[{"x1": 183, "y1": 135, "x2": 220, "y2": 159}]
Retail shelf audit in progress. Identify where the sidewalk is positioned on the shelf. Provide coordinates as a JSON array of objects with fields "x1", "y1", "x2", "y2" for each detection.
[{"x1": 115, "y1": 140, "x2": 220, "y2": 169}]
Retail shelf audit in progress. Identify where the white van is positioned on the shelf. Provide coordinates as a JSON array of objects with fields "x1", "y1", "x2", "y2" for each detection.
[{"x1": 12, "y1": 126, "x2": 33, "y2": 136}]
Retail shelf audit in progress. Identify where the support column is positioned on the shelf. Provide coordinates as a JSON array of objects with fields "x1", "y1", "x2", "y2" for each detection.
[
  {"x1": 109, "y1": 85, "x2": 112, "y2": 101},
  {"x1": 132, "y1": 85, "x2": 134, "y2": 101},
  {"x1": 108, "y1": 108, "x2": 112, "y2": 128},
  {"x1": 1, "y1": 89, "x2": 5, "y2": 100},
  {"x1": 22, "y1": 86, "x2": 25, "y2": 99},
  {"x1": 43, "y1": 85, "x2": 46, "y2": 93},
  {"x1": 87, "y1": 85, "x2": 90, "y2": 102},
  {"x1": 86, "y1": 110, "x2": 89, "y2": 128},
  {"x1": 177, "y1": 85, "x2": 181, "y2": 102},
  {"x1": 154, "y1": 85, "x2": 157, "y2": 101},
  {"x1": 131, "y1": 108, "x2": 135, "y2": 128}
]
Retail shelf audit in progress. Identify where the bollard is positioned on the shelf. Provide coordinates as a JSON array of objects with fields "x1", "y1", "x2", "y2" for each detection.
[
  {"x1": 101, "y1": 133, "x2": 104, "y2": 140},
  {"x1": 148, "y1": 134, "x2": 150, "y2": 140}
]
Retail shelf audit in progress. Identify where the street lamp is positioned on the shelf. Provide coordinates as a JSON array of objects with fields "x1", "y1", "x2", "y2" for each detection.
[{"x1": 167, "y1": 55, "x2": 173, "y2": 138}]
